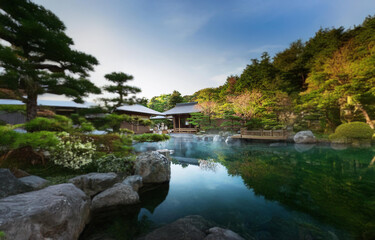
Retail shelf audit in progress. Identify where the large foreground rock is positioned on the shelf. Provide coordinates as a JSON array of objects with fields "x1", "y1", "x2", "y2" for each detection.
[
  {"x1": 91, "y1": 183, "x2": 139, "y2": 211},
  {"x1": 19, "y1": 175, "x2": 49, "y2": 190},
  {"x1": 69, "y1": 172, "x2": 120, "y2": 197},
  {"x1": 123, "y1": 175, "x2": 143, "y2": 191},
  {"x1": 0, "y1": 168, "x2": 32, "y2": 198},
  {"x1": 293, "y1": 131, "x2": 316, "y2": 144},
  {"x1": 138, "y1": 215, "x2": 245, "y2": 240},
  {"x1": 135, "y1": 151, "x2": 171, "y2": 184},
  {"x1": 0, "y1": 183, "x2": 90, "y2": 240}
]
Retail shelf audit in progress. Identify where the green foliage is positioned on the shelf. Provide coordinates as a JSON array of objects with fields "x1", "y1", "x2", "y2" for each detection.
[
  {"x1": 101, "y1": 72, "x2": 141, "y2": 109},
  {"x1": 187, "y1": 112, "x2": 211, "y2": 130},
  {"x1": 84, "y1": 133, "x2": 133, "y2": 156},
  {"x1": 148, "y1": 94, "x2": 171, "y2": 112},
  {"x1": 133, "y1": 133, "x2": 170, "y2": 142},
  {"x1": 79, "y1": 121, "x2": 95, "y2": 133},
  {"x1": 329, "y1": 122, "x2": 374, "y2": 143},
  {"x1": 0, "y1": 126, "x2": 59, "y2": 150},
  {"x1": 49, "y1": 133, "x2": 96, "y2": 170},
  {"x1": 95, "y1": 154, "x2": 135, "y2": 174},
  {"x1": 0, "y1": 231, "x2": 5, "y2": 239},
  {"x1": 168, "y1": 90, "x2": 184, "y2": 109},
  {"x1": 0, "y1": 104, "x2": 26, "y2": 113},
  {"x1": 102, "y1": 113, "x2": 132, "y2": 132},
  {"x1": 0, "y1": 0, "x2": 101, "y2": 120},
  {"x1": 24, "y1": 115, "x2": 73, "y2": 132}
]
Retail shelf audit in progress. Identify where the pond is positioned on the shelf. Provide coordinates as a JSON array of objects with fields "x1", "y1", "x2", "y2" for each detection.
[{"x1": 81, "y1": 134, "x2": 375, "y2": 240}]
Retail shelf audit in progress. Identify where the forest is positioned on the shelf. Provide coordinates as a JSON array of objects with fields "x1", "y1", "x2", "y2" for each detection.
[{"x1": 148, "y1": 15, "x2": 375, "y2": 134}]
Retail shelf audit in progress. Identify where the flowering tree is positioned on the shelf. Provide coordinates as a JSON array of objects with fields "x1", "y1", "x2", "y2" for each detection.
[
  {"x1": 197, "y1": 101, "x2": 218, "y2": 124},
  {"x1": 227, "y1": 90, "x2": 263, "y2": 125}
]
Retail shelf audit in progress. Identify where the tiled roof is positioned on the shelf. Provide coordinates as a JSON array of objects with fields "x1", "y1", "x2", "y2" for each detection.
[
  {"x1": 0, "y1": 99, "x2": 94, "y2": 108},
  {"x1": 163, "y1": 102, "x2": 200, "y2": 115},
  {"x1": 117, "y1": 104, "x2": 164, "y2": 116}
]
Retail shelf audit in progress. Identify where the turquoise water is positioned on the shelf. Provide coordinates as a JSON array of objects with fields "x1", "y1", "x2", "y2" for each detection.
[{"x1": 81, "y1": 135, "x2": 375, "y2": 240}]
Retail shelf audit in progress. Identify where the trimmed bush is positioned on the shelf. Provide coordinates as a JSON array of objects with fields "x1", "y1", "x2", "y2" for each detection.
[
  {"x1": 329, "y1": 122, "x2": 374, "y2": 144},
  {"x1": 133, "y1": 133, "x2": 170, "y2": 142},
  {"x1": 24, "y1": 115, "x2": 72, "y2": 132},
  {"x1": 0, "y1": 126, "x2": 58, "y2": 150}
]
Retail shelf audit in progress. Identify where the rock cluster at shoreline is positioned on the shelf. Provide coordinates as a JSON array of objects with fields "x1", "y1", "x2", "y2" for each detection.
[{"x1": 0, "y1": 151, "x2": 172, "y2": 240}]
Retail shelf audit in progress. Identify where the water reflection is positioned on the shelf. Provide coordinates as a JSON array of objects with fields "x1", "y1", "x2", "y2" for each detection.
[
  {"x1": 134, "y1": 137, "x2": 375, "y2": 239},
  {"x1": 80, "y1": 183, "x2": 170, "y2": 240}
]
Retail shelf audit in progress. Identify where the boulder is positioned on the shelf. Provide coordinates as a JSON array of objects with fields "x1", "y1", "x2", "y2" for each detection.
[
  {"x1": 205, "y1": 227, "x2": 245, "y2": 240},
  {"x1": 0, "y1": 183, "x2": 90, "y2": 240},
  {"x1": 293, "y1": 131, "x2": 316, "y2": 144},
  {"x1": 123, "y1": 175, "x2": 143, "y2": 192},
  {"x1": 91, "y1": 183, "x2": 139, "y2": 211},
  {"x1": 69, "y1": 172, "x2": 120, "y2": 197},
  {"x1": 135, "y1": 152, "x2": 171, "y2": 184},
  {"x1": 0, "y1": 168, "x2": 32, "y2": 198},
  {"x1": 18, "y1": 175, "x2": 49, "y2": 190},
  {"x1": 138, "y1": 215, "x2": 211, "y2": 240},
  {"x1": 137, "y1": 215, "x2": 245, "y2": 240}
]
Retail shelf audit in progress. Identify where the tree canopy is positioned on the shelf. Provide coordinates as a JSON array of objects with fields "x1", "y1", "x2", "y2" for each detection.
[
  {"x1": 0, "y1": 0, "x2": 101, "y2": 120},
  {"x1": 101, "y1": 72, "x2": 141, "y2": 110}
]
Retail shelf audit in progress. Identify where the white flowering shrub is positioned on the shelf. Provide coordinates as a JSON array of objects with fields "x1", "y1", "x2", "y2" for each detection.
[
  {"x1": 50, "y1": 133, "x2": 96, "y2": 170},
  {"x1": 95, "y1": 154, "x2": 135, "y2": 173}
]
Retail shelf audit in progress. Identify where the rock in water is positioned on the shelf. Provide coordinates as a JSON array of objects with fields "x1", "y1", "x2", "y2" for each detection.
[
  {"x1": 0, "y1": 183, "x2": 90, "y2": 240},
  {"x1": 293, "y1": 131, "x2": 316, "y2": 144},
  {"x1": 0, "y1": 168, "x2": 32, "y2": 198},
  {"x1": 205, "y1": 227, "x2": 245, "y2": 240},
  {"x1": 91, "y1": 183, "x2": 139, "y2": 210},
  {"x1": 137, "y1": 215, "x2": 245, "y2": 240},
  {"x1": 123, "y1": 175, "x2": 143, "y2": 191},
  {"x1": 69, "y1": 172, "x2": 120, "y2": 197},
  {"x1": 137, "y1": 215, "x2": 211, "y2": 240},
  {"x1": 19, "y1": 175, "x2": 49, "y2": 190},
  {"x1": 135, "y1": 152, "x2": 171, "y2": 184}
]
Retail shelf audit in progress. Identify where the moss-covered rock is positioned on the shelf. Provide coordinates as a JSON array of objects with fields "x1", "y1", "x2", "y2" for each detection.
[{"x1": 329, "y1": 122, "x2": 374, "y2": 146}]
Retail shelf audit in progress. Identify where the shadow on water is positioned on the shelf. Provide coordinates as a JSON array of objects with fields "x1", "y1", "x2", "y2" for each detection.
[{"x1": 79, "y1": 183, "x2": 170, "y2": 240}]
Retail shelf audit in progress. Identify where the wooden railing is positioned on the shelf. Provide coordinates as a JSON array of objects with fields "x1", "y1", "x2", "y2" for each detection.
[{"x1": 174, "y1": 128, "x2": 197, "y2": 133}]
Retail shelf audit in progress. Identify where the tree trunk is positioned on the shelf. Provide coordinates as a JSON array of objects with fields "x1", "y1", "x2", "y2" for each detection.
[
  {"x1": 26, "y1": 93, "x2": 38, "y2": 121},
  {"x1": 356, "y1": 104, "x2": 374, "y2": 129}
]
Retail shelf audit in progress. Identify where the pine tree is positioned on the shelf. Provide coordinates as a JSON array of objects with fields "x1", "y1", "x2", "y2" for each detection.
[{"x1": 0, "y1": 0, "x2": 101, "y2": 120}]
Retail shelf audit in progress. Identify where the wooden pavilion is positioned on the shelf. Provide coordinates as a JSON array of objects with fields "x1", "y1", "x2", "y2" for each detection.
[{"x1": 163, "y1": 102, "x2": 200, "y2": 133}]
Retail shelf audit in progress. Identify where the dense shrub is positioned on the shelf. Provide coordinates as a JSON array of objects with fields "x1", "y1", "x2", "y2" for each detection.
[
  {"x1": 0, "y1": 104, "x2": 25, "y2": 113},
  {"x1": 49, "y1": 132, "x2": 96, "y2": 170},
  {"x1": 95, "y1": 154, "x2": 135, "y2": 173},
  {"x1": 133, "y1": 133, "x2": 170, "y2": 142},
  {"x1": 329, "y1": 122, "x2": 374, "y2": 143},
  {"x1": 24, "y1": 115, "x2": 72, "y2": 132},
  {"x1": 0, "y1": 126, "x2": 58, "y2": 150},
  {"x1": 87, "y1": 133, "x2": 133, "y2": 155}
]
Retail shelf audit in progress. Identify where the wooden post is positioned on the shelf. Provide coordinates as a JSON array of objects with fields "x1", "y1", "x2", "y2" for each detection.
[{"x1": 178, "y1": 115, "x2": 181, "y2": 133}]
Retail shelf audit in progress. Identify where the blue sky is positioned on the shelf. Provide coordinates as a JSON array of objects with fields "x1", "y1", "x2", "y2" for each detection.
[{"x1": 33, "y1": 0, "x2": 375, "y2": 101}]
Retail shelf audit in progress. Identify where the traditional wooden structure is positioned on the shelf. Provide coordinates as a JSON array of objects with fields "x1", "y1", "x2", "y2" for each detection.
[
  {"x1": 116, "y1": 104, "x2": 164, "y2": 134},
  {"x1": 163, "y1": 102, "x2": 200, "y2": 133},
  {"x1": 232, "y1": 128, "x2": 289, "y2": 140},
  {"x1": 0, "y1": 99, "x2": 94, "y2": 124}
]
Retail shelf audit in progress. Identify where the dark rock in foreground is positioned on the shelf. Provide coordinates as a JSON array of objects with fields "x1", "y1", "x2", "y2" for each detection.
[
  {"x1": 69, "y1": 172, "x2": 120, "y2": 197},
  {"x1": 137, "y1": 215, "x2": 245, "y2": 240},
  {"x1": 19, "y1": 175, "x2": 49, "y2": 189},
  {"x1": 91, "y1": 183, "x2": 139, "y2": 211},
  {"x1": 0, "y1": 183, "x2": 90, "y2": 240},
  {"x1": 0, "y1": 168, "x2": 32, "y2": 198}
]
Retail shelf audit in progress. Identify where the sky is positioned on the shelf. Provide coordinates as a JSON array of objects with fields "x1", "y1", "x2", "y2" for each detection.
[{"x1": 32, "y1": 0, "x2": 375, "y2": 102}]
